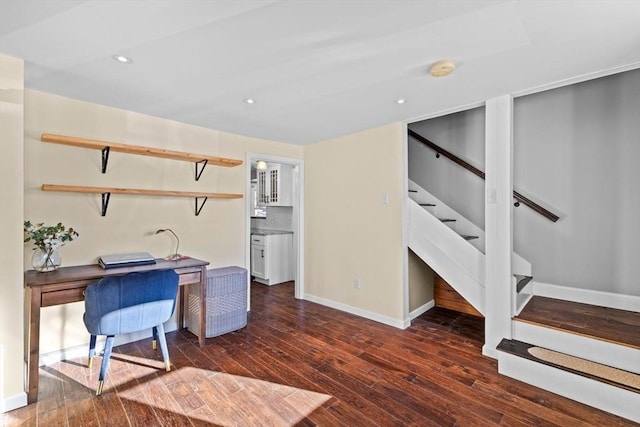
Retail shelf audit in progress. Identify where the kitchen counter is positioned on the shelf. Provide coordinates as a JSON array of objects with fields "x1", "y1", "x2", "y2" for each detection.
[{"x1": 251, "y1": 229, "x2": 293, "y2": 236}]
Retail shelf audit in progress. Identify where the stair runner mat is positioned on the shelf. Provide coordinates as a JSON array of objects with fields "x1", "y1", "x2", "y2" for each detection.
[{"x1": 527, "y1": 346, "x2": 640, "y2": 391}]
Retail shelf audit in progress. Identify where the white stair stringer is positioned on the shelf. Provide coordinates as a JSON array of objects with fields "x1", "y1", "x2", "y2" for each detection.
[
  {"x1": 513, "y1": 318, "x2": 640, "y2": 374},
  {"x1": 408, "y1": 179, "x2": 531, "y2": 278},
  {"x1": 409, "y1": 199, "x2": 485, "y2": 315},
  {"x1": 498, "y1": 349, "x2": 640, "y2": 423},
  {"x1": 408, "y1": 179, "x2": 484, "y2": 252}
]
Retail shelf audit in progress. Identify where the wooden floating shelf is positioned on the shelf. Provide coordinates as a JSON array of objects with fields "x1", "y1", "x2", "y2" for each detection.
[
  {"x1": 42, "y1": 184, "x2": 243, "y2": 216},
  {"x1": 42, "y1": 184, "x2": 243, "y2": 199},
  {"x1": 41, "y1": 133, "x2": 243, "y2": 180}
]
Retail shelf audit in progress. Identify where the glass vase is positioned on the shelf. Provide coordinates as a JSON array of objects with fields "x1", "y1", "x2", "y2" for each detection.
[{"x1": 32, "y1": 247, "x2": 61, "y2": 272}]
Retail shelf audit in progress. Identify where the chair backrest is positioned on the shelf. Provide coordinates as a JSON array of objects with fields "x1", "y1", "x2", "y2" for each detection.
[{"x1": 83, "y1": 269, "x2": 179, "y2": 336}]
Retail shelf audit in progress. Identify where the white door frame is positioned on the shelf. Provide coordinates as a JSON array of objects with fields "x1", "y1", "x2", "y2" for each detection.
[{"x1": 245, "y1": 153, "x2": 305, "y2": 304}]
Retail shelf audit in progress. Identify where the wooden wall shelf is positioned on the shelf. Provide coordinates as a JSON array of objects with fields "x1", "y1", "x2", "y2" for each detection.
[
  {"x1": 42, "y1": 184, "x2": 242, "y2": 216},
  {"x1": 41, "y1": 133, "x2": 243, "y2": 180}
]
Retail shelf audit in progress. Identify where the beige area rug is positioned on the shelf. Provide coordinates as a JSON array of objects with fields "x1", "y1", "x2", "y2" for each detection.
[{"x1": 528, "y1": 347, "x2": 640, "y2": 391}]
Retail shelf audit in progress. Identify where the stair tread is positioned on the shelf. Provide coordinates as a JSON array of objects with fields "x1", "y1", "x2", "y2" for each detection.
[
  {"x1": 439, "y1": 218, "x2": 456, "y2": 222},
  {"x1": 419, "y1": 203, "x2": 436, "y2": 206},
  {"x1": 459, "y1": 235, "x2": 479, "y2": 240},
  {"x1": 497, "y1": 339, "x2": 640, "y2": 393},
  {"x1": 514, "y1": 296, "x2": 640, "y2": 349}
]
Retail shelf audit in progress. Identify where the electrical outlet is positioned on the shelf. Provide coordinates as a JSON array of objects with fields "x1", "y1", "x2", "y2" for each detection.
[{"x1": 354, "y1": 277, "x2": 361, "y2": 289}]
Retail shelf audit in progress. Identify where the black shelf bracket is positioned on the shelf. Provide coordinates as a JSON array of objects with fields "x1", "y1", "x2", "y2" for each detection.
[
  {"x1": 195, "y1": 159, "x2": 208, "y2": 181},
  {"x1": 101, "y1": 147, "x2": 111, "y2": 173},
  {"x1": 101, "y1": 192, "x2": 111, "y2": 216},
  {"x1": 195, "y1": 197, "x2": 208, "y2": 216}
]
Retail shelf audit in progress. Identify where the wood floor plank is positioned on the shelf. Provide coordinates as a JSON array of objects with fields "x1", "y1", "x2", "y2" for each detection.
[
  {"x1": 35, "y1": 367, "x2": 67, "y2": 426},
  {"x1": 4, "y1": 282, "x2": 636, "y2": 426}
]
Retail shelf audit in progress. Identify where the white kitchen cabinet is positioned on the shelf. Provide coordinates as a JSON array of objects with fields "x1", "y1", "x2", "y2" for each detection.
[
  {"x1": 250, "y1": 233, "x2": 293, "y2": 285},
  {"x1": 250, "y1": 236, "x2": 266, "y2": 278},
  {"x1": 257, "y1": 164, "x2": 293, "y2": 206}
]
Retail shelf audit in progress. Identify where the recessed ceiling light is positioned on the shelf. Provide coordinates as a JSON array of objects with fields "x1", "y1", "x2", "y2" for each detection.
[
  {"x1": 113, "y1": 55, "x2": 132, "y2": 64},
  {"x1": 395, "y1": 99, "x2": 406, "y2": 104},
  {"x1": 244, "y1": 98, "x2": 255, "y2": 104},
  {"x1": 429, "y1": 59, "x2": 455, "y2": 77}
]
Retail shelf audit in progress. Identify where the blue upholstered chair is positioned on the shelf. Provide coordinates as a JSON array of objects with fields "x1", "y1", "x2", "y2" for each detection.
[{"x1": 83, "y1": 269, "x2": 179, "y2": 395}]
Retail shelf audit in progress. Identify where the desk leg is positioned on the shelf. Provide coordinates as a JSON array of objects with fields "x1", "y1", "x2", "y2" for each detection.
[
  {"x1": 198, "y1": 266, "x2": 206, "y2": 347},
  {"x1": 178, "y1": 286, "x2": 185, "y2": 329},
  {"x1": 26, "y1": 287, "x2": 41, "y2": 404}
]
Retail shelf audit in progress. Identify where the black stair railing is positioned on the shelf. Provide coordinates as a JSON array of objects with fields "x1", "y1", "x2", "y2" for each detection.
[{"x1": 408, "y1": 129, "x2": 559, "y2": 222}]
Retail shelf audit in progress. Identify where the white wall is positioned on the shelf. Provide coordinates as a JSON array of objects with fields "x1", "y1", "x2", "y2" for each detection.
[
  {"x1": 0, "y1": 53, "x2": 25, "y2": 411},
  {"x1": 304, "y1": 123, "x2": 405, "y2": 323},
  {"x1": 24, "y1": 89, "x2": 302, "y2": 354}
]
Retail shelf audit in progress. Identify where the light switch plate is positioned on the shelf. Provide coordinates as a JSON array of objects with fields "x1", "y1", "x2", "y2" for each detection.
[{"x1": 382, "y1": 192, "x2": 389, "y2": 204}]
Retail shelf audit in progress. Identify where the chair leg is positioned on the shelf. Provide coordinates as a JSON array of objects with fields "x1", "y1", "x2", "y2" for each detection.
[
  {"x1": 88, "y1": 335, "x2": 97, "y2": 368},
  {"x1": 152, "y1": 326, "x2": 158, "y2": 350},
  {"x1": 97, "y1": 335, "x2": 115, "y2": 396},
  {"x1": 155, "y1": 323, "x2": 171, "y2": 372}
]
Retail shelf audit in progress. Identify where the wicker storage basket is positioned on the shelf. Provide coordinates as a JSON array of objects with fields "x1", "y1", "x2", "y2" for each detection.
[{"x1": 186, "y1": 266, "x2": 247, "y2": 338}]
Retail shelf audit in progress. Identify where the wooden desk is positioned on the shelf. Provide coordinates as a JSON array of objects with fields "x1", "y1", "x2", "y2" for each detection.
[{"x1": 24, "y1": 257, "x2": 209, "y2": 404}]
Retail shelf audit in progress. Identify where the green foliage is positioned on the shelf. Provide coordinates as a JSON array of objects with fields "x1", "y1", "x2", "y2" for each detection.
[{"x1": 24, "y1": 220, "x2": 79, "y2": 251}]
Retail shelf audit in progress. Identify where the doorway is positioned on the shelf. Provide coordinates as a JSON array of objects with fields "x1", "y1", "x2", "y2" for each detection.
[{"x1": 245, "y1": 153, "x2": 304, "y2": 307}]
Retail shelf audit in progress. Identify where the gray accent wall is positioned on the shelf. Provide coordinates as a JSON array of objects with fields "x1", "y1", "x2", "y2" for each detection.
[
  {"x1": 408, "y1": 106, "x2": 486, "y2": 228},
  {"x1": 513, "y1": 69, "x2": 639, "y2": 296},
  {"x1": 408, "y1": 69, "x2": 640, "y2": 296}
]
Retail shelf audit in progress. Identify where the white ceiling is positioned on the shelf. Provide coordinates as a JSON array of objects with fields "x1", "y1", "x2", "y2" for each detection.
[{"x1": 1, "y1": 1, "x2": 639, "y2": 145}]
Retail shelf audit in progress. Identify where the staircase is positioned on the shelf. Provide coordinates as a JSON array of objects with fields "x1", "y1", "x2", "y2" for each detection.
[
  {"x1": 407, "y1": 179, "x2": 532, "y2": 316},
  {"x1": 498, "y1": 296, "x2": 640, "y2": 422},
  {"x1": 407, "y1": 131, "x2": 639, "y2": 422},
  {"x1": 407, "y1": 180, "x2": 640, "y2": 422}
]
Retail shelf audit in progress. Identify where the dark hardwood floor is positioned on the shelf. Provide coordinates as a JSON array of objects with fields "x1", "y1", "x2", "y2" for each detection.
[{"x1": 3, "y1": 282, "x2": 636, "y2": 426}]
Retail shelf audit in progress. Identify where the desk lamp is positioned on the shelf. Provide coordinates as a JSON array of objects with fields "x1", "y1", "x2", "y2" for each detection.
[{"x1": 155, "y1": 229, "x2": 181, "y2": 260}]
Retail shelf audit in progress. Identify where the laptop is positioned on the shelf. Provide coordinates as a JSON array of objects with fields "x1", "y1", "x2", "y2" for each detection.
[{"x1": 98, "y1": 252, "x2": 156, "y2": 269}]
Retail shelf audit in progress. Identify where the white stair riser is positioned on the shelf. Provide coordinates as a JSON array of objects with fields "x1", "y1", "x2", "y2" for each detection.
[
  {"x1": 513, "y1": 321, "x2": 640, "y2": 374},
  {"x1": 498, "y1": 352, "x2": 640, "y2": 423}
]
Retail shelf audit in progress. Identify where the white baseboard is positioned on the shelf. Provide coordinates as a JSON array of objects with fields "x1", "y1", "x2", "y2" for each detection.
[
  {"x1": 303, "y1": 293, "x2": 407, "y2": 329},
  {"x1": 482, "y1": 344, "x2": 499, "y2": 359},
  {"x1": 1, "y1": 392, "x2": 27, "y2": 414},
  {"x1": 409, "y1": 300, "x2": 435, "y2": 321},
  {"x1": 533, "y1": 282, "x2": 640, "y2": 312},
  {"x1": 0, "y1": 345, "x2": 28, "y2": 413}
]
